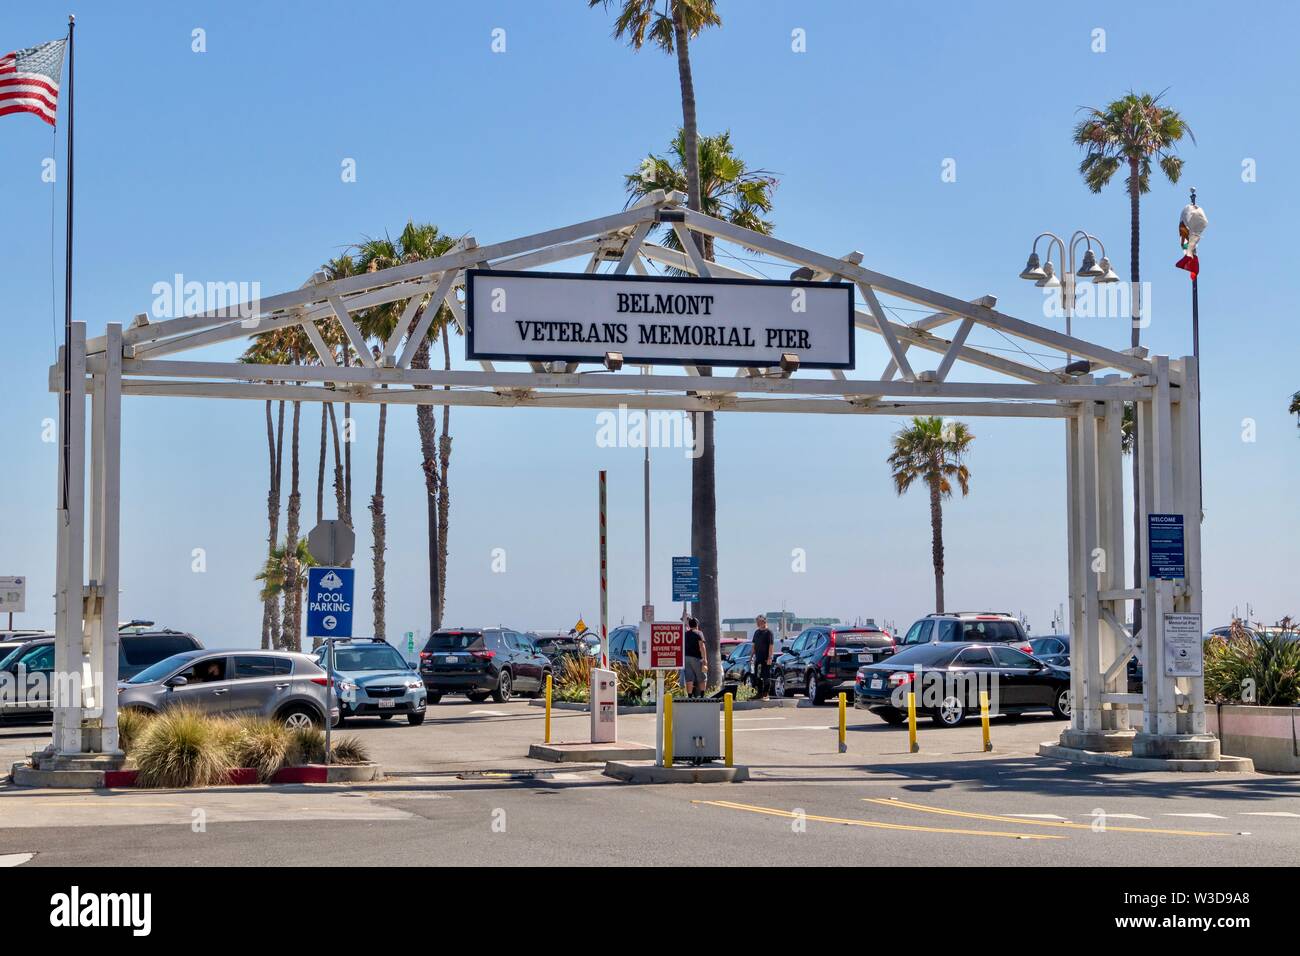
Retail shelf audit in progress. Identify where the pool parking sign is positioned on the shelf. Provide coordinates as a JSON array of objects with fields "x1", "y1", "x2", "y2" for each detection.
[{"x1": 306, "y1": 567, "x2": 355, "y2": 639}]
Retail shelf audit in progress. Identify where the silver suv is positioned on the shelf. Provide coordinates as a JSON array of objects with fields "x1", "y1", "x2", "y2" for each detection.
[
  {"x1": 118, "y1": 650, "x2": 338, "y2": 729},
  {"x1": 897, "y1": 612, "x2": 1034, "y2": 654}
]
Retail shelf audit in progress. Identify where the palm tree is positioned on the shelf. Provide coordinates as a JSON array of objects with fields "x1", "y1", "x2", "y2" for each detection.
[
  {"x1": 356, "y1": 223, "x2": 459, "y2": 633},
  {"x1": 240, "y1": 335, "x2": 289, "y2": 649},
  {"x1": 887, "y1": 417, "x2": 974, "y2": 614},
  {"x1": 593, "y1": 0, "x2": 722, "y2": 684},
  {"x1": 625, "y1": 128, "x2": 776, "y2": 684},
  {"x1": 1290, "y1": 391, "x2": 1300, "y2": 430},
  {"x1": 257, "y1": 538, "x2": 317, "y2": 645},
  {"x1": 1074, "y1": 90, "x2": 1192, "y2": 635}
]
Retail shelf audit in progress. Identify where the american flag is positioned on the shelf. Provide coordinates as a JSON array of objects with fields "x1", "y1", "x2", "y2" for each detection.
[{"x1": 0, "y1": 38, "x2": 67, "y2": 126}]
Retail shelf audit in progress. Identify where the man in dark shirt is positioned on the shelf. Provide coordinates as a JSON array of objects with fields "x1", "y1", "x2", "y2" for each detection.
[
  {"x1": 682, "y1": 616, "x2": 707, "y2": 696},
  {"x1": 751, "y1": 614, "x2": 774, "y2": 699}
]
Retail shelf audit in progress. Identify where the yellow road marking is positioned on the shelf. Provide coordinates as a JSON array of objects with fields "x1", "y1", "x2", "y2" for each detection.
[
  {"x1": 692, "y1": 799, "x2": 1063, "y2": 840},
  {"x1": 862, "y1": 797, "x2": 1229, "y2": 837}
]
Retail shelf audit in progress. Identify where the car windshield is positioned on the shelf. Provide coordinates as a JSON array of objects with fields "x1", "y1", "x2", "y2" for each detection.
[
  {"x1": 127, "y1": 650, "x2": 203, "y2": 684},
  {"x1": 331, "y1": 645, "x2": 407, "y2": 671},
  {"x1": 0, "y1": 645, "x2": 29, "y2": 669}
]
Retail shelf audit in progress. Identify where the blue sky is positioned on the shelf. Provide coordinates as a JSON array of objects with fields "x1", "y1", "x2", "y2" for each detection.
[{"x1": 2, "y1": 0, "x2": 1297, "y2": 646}]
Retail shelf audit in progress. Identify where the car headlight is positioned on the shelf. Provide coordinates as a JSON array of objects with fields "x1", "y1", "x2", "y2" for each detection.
[{"x1": 337, "y1": 680, "x2": 358, "y2": 693}]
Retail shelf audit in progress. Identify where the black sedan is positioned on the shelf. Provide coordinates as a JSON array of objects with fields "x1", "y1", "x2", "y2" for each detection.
[
  {"x1": 853, "y1": 642, "x2": 1071, "y2": 727},
  {"x1": 1028, "y1": 635, "x2": 1070, "y2": 667}
]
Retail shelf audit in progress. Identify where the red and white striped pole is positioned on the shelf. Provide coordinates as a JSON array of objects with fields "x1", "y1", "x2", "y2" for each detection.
[{"x1": 599, "y1": 470, "x2": 608, "y2": 668}]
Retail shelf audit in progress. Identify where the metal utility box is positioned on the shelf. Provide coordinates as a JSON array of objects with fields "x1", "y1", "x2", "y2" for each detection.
[
  {"x1": 590, "y1": 668, "x2": 617, "y2": 743},
  {"x1": 673, "y1": 698, "x2": 721, "y2": 763}
]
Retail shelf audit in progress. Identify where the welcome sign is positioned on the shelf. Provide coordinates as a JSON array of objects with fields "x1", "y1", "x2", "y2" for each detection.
[{"x1": 465, "y1": 269, "x2": 855, "y2": 369}]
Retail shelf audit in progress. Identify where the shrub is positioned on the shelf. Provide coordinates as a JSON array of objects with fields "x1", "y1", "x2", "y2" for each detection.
[
  {"x1": 286, "y1": 725, "x2": 326, "y2": 766},
  {"x1": 1205, "y1": 619, "x2": 1300, "y2": 706},
  {"x1": 131, "y1": 706, "x2": 237, "y2": 788},
  {"x1": 116, "y1": 707, "x2": 154, "y2": 754},
  {"x1": 330, "y1": 735, "x2": 371, "y2": 765},
  {"x1": 227, "y1": 715, "x2": 291, "y2": 782}
]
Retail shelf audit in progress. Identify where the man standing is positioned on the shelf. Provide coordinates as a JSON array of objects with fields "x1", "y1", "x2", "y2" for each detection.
[
  {"x1": 751, "y1": 614, "x2": 774, "y2": 699},
  {"x1": 682, "y1": 616, "x2": 707, "y2": 696}
]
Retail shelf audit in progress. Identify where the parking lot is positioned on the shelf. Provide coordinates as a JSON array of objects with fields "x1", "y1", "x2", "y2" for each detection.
[{"x1": 4, "y1": 698, "x2": 1298, "y2": 868}]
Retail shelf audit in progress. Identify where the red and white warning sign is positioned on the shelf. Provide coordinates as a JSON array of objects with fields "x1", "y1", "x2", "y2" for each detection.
[{"x1": 638, "y1": 621, "x2": 685, "y2": 670}]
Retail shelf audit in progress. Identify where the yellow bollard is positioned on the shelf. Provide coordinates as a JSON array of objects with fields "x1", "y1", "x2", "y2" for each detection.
[
  {"x1": 838, "y1": 692, "x2": 847, "y2": 753},
  {"x1": 980, "y1": 689, "x2": 992, "y2": 752},
  {"x1": 664, "y1": 692, "x2": 674, "y2": 768},
  {"x1": 907, "y1": 690, "x2": 919, "y2": 753},
  {"x1": 544, "y1": 673, "x2": 553, "y2": 744},
  {"x1": 724, "y1": 692, "x2": 734, "y2": 766}
]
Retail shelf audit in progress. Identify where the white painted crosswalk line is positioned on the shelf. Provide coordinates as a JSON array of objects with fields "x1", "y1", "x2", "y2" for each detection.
[
  {"x1": 0, "y1": 854, "x2": 33, "y2": 867},
  {"x1": 1094, "y1": 813, "x2": 1149, "y2": 820},
  {"x1": 1240, "y1": 811, "x2": 1300, "y2": 818},
  {"x1": 469, "y1": 710, "x2": 510, "y2": 716},
  {"x1": 1163, "y1": 813, "x2": 1226, "y2": 819}
]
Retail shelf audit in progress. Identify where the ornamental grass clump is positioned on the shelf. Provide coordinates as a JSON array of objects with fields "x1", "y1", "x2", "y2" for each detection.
[
  {"x1": 131, "y1": 706, "x2": 237, "y2": 789},
  {"x1": 1204, "y1": 619, "x2": 1300, "y2": 707}
]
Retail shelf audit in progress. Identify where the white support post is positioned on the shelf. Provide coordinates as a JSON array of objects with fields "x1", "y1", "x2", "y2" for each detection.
[
  {"x1": 1064, "y1": 412, "x2": 1083, "y2": 732},
  {"x1": 1173, "y1": 356, "x2": 1205, "y2": 734},
  {"x1": 53, "y1": 322, "x2": 87, "y2": 755},
  {"x1": 98, "y1": 323, "x2": 124, "y2": 753},
  {"x1": 1077, "y1": 394, "x2": 1102, "y2": 733},
  {"x1": 1097, "y1": 393, "x2": 1130, "y2": 731}
]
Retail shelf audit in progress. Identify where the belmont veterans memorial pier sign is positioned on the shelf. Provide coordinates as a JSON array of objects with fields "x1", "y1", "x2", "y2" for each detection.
[{"x1": 466, "y1": 270, "x2": 855, "y2": 369}]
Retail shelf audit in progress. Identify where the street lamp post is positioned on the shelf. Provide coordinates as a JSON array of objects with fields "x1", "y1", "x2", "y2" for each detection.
[{"x1": 1017, "y1": 230, "x2": 1120, "y2": 363}]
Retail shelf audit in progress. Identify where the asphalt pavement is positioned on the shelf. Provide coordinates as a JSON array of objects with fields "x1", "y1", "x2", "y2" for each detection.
[{"x1": 2, "y1": 698, "x2": 1297, "y2": 866}]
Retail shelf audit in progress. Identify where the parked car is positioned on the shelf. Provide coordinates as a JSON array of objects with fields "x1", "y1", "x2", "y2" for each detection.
[
  {"x1": 722, "y1": 640, "x2": 755, "y2": 687},
  {"x1": 532, "y1": 630, "x2": 601, "y2": 669},
  {"x1": 118, "y1": 650, "x2": 337, "y2": 729},
  {"x1": 896, "y1": 612, "x2": 1034, "y2": 654},
  {"x1": 0, "y1": 630, "x2": 47, "y2": 663},
  {"x1": 0, "y1": 629, "x2": 204, "y2": 723},
  {"x1": 854, "y1": 641, "x2": 1071, "y2": 726},
  {"x1": 772, "y1": 625, "x2": 897, "y2": 704},
  {"x1": 607, "y1": 624, "x2": 640, "y2": 666},
  {"x1": 313, "y1": 638, "x2": 426, "y2": 726},
  {"x1": 419, "y1": 627, "x2": 552, "y2": 703},
  {"x1": 1028, "y1": 635, "x2": 1070, "y2": 667}
]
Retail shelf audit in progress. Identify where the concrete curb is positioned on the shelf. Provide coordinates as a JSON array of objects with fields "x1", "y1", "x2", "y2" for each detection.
[
  {"x1": 531, "y1": 698, "x2": 800, "y2": 715},
  {"x1": 602, "y1": 760, "x2": 749, "y2": 784},
  {"x1": 9, "y1": 760, "x2": 384, "y2": 789},
  {"x1": 528, "y1": 741, "x2": 655, "y2": 763},
  {"x1": 1038, "y1": 743, "x2": 1254, "y2": 773}
]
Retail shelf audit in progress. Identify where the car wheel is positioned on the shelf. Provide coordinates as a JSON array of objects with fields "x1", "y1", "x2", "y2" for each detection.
[
  {"x1": 428, "y1": 692, "x2": 442, "y2": 705},
  {"x1": 806, "y1": 673, "x2": 823, "y2": 705},
  {"x1": 280, "y1": 707, "x2": 319, "y2": 731},
  {"x1": 931, "y1": 695, "x2": 966, "y2": 727},
  {"x1": 491, "y1": 670, "x2": 513, "y2": 703},
  {"x1": 334, "y1": 712, "x2": 346, "y2": 728},
  {"x1": 877, "y1": 709, "x2": 907, "y2": 725},
  {"x1": 531, "y1": 672, "x2": 552, "y2": 698},
  {"x1": 466, "y1": 691, "x2": 490, "y2": 703},
  {"x1": 774, "y1": 673, "x2": 787, "y2": 698},
  {"x1": 1052, "y1": 687, "x2": 1072, "y2": 719},
  {"x1": 407, "y1": 709, "x2": 426, "y2": 726}
]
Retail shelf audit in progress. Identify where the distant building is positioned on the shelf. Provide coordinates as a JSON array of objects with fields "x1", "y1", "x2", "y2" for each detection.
[{"x1": 722, "y1": 611, "x2": 841, "y2": 644}]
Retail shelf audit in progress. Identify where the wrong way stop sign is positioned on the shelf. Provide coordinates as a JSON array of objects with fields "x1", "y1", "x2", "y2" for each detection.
[{"x1": 638, "y1": 621, "x2": 685, "y2": 670}]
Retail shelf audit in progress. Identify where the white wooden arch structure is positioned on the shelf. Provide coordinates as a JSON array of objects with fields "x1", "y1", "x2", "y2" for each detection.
[{"x1": 47, "y1": 189, "x2": 1215, "y2": 764}]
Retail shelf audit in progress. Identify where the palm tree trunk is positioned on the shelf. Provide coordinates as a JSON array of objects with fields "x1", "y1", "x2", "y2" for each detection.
[
  {"x1": 929, "y1": 474, "x2": 945, "y2": 614},
  {"x1": 1128, "y1": 157, "x2": 1144, "y2": 637},
  {"x1": 327, "y1": 403, "x2": 346, "y2": 533},
  {"x1": 673, "y1": 4, "x2": 719, "y2": 686},
  {"x1": 283, "y1": 400, "x2": 302, "y2": 651},
  {"x1": 411, "y1": 332, "x2": 441, "y2": 634},
  {"x1": 262, "y1": 400, "x2": 276, "y2": 650},
  {"x1": 370, "y1": 396, "x2": 388, "y2": 641},
  {"x1": 437, "y1": 330, "x2": 453, "y2": 626},
  {"x1": 270, "y1": 400, "x2": 285, "y2": 650},
  {"x1": 315, "y1": 403, "x2": 327, "y2": 525}
]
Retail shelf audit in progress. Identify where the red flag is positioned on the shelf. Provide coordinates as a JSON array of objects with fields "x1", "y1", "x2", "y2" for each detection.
[{"x1": 1175, "y1": 254, "x2": 1199, "y2": 278}]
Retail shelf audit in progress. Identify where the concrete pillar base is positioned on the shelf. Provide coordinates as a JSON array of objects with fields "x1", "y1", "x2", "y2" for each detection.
[
  {"x1": 1058, "y1": 728, "x2": 1136, "y2": 753},
  {"x1": 1131, "y1": 732, "x2": 1221, "y2": 760}
]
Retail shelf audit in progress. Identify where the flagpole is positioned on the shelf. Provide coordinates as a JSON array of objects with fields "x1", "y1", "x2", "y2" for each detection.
[
  {"x1": 1190, "y1": 186, "x2": 1202, "y2": 518},
  {"x1": 61, "y1": 14, "x2": 75, "y2": 516}
]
